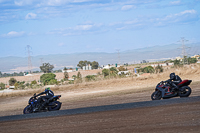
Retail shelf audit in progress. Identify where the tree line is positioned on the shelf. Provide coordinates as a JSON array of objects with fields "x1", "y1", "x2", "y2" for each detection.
[{"x1": 1, "y1": 57, "x2": 199, "y2": 90}]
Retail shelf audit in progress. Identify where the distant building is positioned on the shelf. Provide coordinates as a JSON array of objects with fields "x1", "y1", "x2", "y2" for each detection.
[
  {"x1": 103, "y1": 65, "x2": 112, "y2": 69},
  {"x1": 102, "y1": 64, "x2": 121, "y2": 69},
  {"x1": 83, "y1": 64, "x2": 92, "y2": 70},
  {"x1": 118, "y1": 71, "x2": 129, "y2": 75},
  {"x1": 62, "y1": 68, "x2": 77, "y2": 73},
  {"x1": 191, "y1": 55, "x2": 200, "y2": 60},
  {"x1": 151, "y1": 63, "x2": 174, "y2": 67},
  {"x1": 141, "y1": 60, "x2": 149, "y2": 64},
  {"x1": 175, "y1": 57, "x2": 182, "y2": 61}
]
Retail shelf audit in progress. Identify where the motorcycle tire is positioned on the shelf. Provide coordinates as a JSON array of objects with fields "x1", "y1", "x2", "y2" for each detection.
[
  {"x1": 23, "y1": 105, "x2": 33, "y2": 114},
  {"x1": 151, "y1": 91, "x2": 162, "y2": 100},
  {"x1": 48, "y1": 101, "x2": 62, "y2": 111},
  {"x1": 178, "y1": 86, "x2": 192, "y2": 97}
]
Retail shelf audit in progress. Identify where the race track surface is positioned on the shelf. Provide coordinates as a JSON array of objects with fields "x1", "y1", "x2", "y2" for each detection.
[{"x1": 0, "y1": 96, "x2": 200, "y2": 133}]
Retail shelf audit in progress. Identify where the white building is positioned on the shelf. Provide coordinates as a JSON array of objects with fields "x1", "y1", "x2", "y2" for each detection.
[{"x1": 151, "y1": 63, "x2": 174, "y2": 67}]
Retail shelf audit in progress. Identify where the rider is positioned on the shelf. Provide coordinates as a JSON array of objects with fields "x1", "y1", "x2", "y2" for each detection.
[
  {"x1": 34, "y1": 87, "x2": 54, "y2": 111},
  {"x1": 165, "y1": 73, "x2": 182, "y2": 92}
]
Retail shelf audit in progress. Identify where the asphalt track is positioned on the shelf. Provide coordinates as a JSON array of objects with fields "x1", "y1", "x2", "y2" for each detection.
[
  {"x1": 0, "y1": 96, "x2": 199, "y2": 122},
  {"x1": 0, "y1": 95, "x2": 200, "y2": 133}
]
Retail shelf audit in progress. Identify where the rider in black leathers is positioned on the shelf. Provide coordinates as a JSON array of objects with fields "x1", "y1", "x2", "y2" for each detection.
[
  {"x1": 33, "y1": 87, "x2": 54, "y2": 111},
  {"x1": 165, "y1": 73, "x2": 182, "y2": 92}
]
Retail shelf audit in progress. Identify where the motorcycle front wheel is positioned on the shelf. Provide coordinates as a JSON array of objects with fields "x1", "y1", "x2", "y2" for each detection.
[
  {"x1": 151, "y1": 91, "x2": 162, "y2": 100},
  {"x1": 23, "y1": 105, "x2": 33, "y2": 114}
]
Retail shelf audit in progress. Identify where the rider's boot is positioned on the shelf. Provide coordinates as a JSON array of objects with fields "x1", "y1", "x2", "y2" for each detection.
[{"x1": 33, "y1": 104, "x2": 40, "y2": 112}]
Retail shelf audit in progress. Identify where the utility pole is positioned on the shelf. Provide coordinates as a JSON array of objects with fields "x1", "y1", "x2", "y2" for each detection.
[
  {"x1": 26, "y1": 45, "x2": 32, "y2": 73},
  {"x1": 26, "y1": 45, "x2": 33, "y2": 85},
  {"x1": 179, "y1": 37, "x2": 189, "y2": 64},
  {"x1": 40, "y1": 58, "x2": 43, "y2": 65},
  {"x1": 116, "y1": 49, "x2": 120, "y2": 65}
]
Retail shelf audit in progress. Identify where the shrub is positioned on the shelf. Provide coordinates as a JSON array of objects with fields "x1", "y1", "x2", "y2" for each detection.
[
  {"x1": 31, "y1": 80, "x2": 37, "y2": 85},
  {"x1": 75, "y1": 72, "x2": 82, "y2": 83},
  {"x1": 137, "y1": 66, "x2": 155, "y2": 73},
  {"x1": 155, "y1": 65, "x2": 163, "y2": 73},
  {"x1": 102, "y1": 69, "x2": 109, "y2": 77},
  {"x1": 85, "y1": 75, "x2": 96, "y2": 81},
  {"x1": 64, "y1": 72, "x2": 69, "y2": 80},
  {"x1": 48, "y1": 79, "x2": 58, "y2": 85},
  {"x1": 118, "y1": 66, "x2": 126, "y2": 71},
  {"x1": 40, "y1": 73, "x2": 56, "y2": 85},
  {"x1": 0, "y1": 82, "x2": 5, "y2": 90}
]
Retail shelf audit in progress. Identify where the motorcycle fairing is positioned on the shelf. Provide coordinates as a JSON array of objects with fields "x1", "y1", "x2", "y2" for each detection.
[{"x1": 178, "y1": 80, "x2": 192, "y2": 87}]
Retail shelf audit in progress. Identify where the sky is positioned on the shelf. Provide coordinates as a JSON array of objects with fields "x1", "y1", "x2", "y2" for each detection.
[{"x1": 0, "y1": 0, "x2": 200, "y2": 57}]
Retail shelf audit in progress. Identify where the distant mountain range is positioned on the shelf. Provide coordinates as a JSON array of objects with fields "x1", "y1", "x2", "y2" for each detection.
[{"x1": 0, "y1": 43, "x2": 199, "y2": 73}]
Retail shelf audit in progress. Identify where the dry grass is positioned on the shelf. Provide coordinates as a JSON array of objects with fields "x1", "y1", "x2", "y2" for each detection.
[
  {"x1": 1, "y1": 64, "x2": 200, "y2": 98},
  {"x1": 0, "y1": 64, "x2": 200, "y2": 116}
]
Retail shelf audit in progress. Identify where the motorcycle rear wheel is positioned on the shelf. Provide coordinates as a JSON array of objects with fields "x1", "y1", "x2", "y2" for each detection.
[
  {"x1": 151, "y1": 91, "x2": 162, "y2": 100},
  {"x1": 178, "y1": 86, "x2": 192, "y2": 97},
  {"x1": 48, "y1": 101, "x2": 61, "y2": 111}
]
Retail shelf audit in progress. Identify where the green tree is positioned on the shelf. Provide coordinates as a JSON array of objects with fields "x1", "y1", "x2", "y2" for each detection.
[
  {"x1": 188, "y1": 57, "x2": 197, "y2": 64},
  {"x1": 77, "y1": 60, "x2": 87, "y2": 69},
  {"x1": 18, "y1": 72, "x2": 24, "y2": 76},
  {"x1": 77, "y1": 60, "x2": 93, "y2": 69},
  {"x1": 9, "y1": 78, "x2": 17, "y2": 86},
  {"x1": 40, "y1": 73, "x2": 56, "y2": 85},
  {"x1": 40, "y1": 63, "x2": 54, "y2": 73},
  {"x1": 0, "y1": 82, "x2": 5, "y2": 90},
  {"x1": 0, "y1": 71, "x2": 2, "y2": 77},
  {"x1": 91, "y1": 61, "x2": 99, "y2": 69}
]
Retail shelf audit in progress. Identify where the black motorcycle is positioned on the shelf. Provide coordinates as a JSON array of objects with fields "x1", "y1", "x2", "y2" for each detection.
[
  {"x1": 23, "y1": 93, "x2": 62, "y2": 114},
  {"x1": 151, "y1": 79, "x2": 192, "y2": 100}
]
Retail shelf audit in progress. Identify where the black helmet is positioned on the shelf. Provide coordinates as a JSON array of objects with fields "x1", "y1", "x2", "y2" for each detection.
[{"x1": 170, "y1": 73, "x2": 175, "y2": 80}]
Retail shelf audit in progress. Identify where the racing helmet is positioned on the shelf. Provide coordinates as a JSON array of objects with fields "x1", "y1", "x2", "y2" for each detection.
[
  {"x1": 45, "y1": 87, "x2": 51, "y2": 91},
  {"x1": 170, "y1": 73, "x2": 175, "y2": 80}
]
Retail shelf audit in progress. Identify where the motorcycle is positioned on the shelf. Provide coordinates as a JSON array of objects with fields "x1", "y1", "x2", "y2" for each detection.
[
  {"x1": 23, "y1": 93, "x2": 62, "y2": 114},
  {"x1": 151, "y1": 79, "x2": 192, "y2": 100}
]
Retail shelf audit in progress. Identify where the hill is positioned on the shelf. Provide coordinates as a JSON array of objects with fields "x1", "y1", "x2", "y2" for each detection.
[{"x1": 0, "y1": 43, "x2": 199, "y2": 73}]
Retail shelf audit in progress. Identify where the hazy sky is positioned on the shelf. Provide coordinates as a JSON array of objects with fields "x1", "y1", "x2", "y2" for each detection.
[{"x1": 0, "y1": 0, "x2": 200, "y2": 57}]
